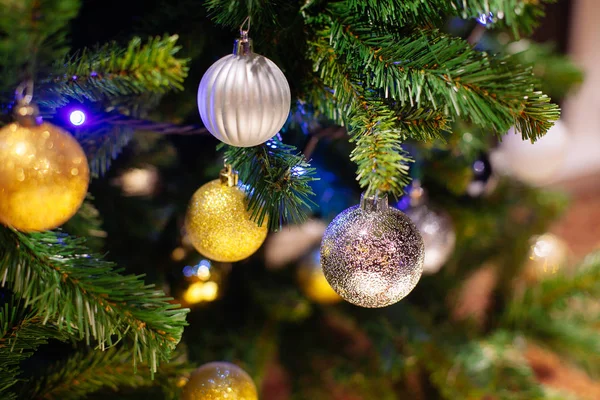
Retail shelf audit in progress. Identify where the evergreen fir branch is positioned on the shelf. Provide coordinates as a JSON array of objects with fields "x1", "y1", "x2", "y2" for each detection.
[
  {"x1": 0, "y1": 227, "x2": 189, "y2": 373},
  {"x1": 204, "y1": 0, "x2": 278, "y2": 30},
  {"x1": 350, "y1": 130, "x2": 412, "y2": 196},
  {"x1": 0, "y1": 302, "x2": 70, "y2": 398},
  {"x1": 73, "y1": 124, "x2": 135, "y2": 178},
  {"x1": 317, "y1": 14, "x2": 559, "y2": 139},
  {"x1": 0, "y1": 0, "x2": 80, "y2": 95},
  {"x1": 219, "y1": 138, "x2": 317, "y2": 231},
  {"x1": 37, "y1": 35, "x2": 189, "y2": 107},
  {"x1": 306, "y1": 22, "x2": 450, "y2": 196},
  {"x1": 508, "y1": 42, "x2": 584, "y2": 100},
  {"x1": 503, "y1": 252, "x2": 600, "y2": 376},
  {"x1": 25, "y1": 347, "x2": 192, "y2": 400},
  {"x1": 335, "y1": 0, "x2": 553, "y2": 36}
]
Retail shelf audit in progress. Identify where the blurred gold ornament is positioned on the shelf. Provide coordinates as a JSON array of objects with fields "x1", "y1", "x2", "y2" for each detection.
[
  {"x1": 0, "y1": 117, "x2": 89, "y2": 232},
  {"x1": 180, "y1": 260, "x2": 222, "y2": 306},
  {"x1": 182, "y1": 362, "x2": 258, "y2": 400},
  {"x1": 523, "y1": 233, "x2": 569, "y2": 282},
  {"x1": 185, "y1": 165, "x2": 267, "y2": 262},
  {"x1": 183, "y1": 281, "x2": 219, "y2": 304},
  {"x1": 297, "y1": 249, "x2": 341, "y2": 304}
]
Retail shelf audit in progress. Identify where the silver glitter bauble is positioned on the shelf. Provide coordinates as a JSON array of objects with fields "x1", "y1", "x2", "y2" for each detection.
[
  {"x1": 406, "y1": 204, "x2": 456, "y2": 275},
  {"x1": 320, "y1": 194, "x2": 424, "y2": 308}
]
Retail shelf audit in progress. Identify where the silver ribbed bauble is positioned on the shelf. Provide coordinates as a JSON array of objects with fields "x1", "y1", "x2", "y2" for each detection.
[{"x1": 197, "y1": 33, "x2": 290, "y2": 147}]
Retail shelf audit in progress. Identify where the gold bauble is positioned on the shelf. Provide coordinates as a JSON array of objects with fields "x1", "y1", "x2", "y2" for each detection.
[
  {"x1": 297, "y1": 249, "x2": 342, "y2": 305},
  {"x1": 182, "y1": 362, "x2": 258, "y2": 400},
  {"x1": 0, "y1": 122, "x2": 89, "y2": 231},
  {"x1": 185, "y1": 168, "x2": 267, "y2": 262}
]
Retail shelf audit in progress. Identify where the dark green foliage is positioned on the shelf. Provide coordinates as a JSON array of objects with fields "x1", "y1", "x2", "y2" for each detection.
[
  {"x1": 220, "y1": 139, "x2": 317, "y2": 231},
  {"x1": 24, "y1": 347, "x2": 193, "y2": 400},
  {"x1": 0, "y1": 0, "x2": 81, "y2": 97},
  {"x1": 38, "y1": 35, "x2": 189, "y2": 108},
  {"x1": 0, "y1": 227, "x2": 188, "y2": 374},
  {"x1": 504, "y1": 251, "x2": 600, "y2": 377},
  {"x1": 0, "y1": 302, "x2": 70, "y2": 399}
]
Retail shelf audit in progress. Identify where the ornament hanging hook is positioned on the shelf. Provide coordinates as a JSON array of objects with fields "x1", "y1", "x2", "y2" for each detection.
[
  {"x1": 15, "y1": 80, "x2": 34, "y2": 106},
  {"x1": 240, "y1": 16, "x2": 251, "y2": 40}
]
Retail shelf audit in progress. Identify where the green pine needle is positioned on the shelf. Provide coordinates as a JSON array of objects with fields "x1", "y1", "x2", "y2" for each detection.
[
  {"x1": 0, "y1": 227, "x2": 189, "y2": 374},
  {"x1": 37, "y1": 35, "x2": 189, "y2": 108},
  {"x1": 220, "y1": 139, "x2": 318, "y2": 231},
  {"x1": 24, "y1": 347, "x2": 193, "y2": 400}
]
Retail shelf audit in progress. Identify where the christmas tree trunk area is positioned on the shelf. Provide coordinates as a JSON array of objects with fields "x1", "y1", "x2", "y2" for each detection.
[{"x1": 0, "y1": 1, "x2": 599, "y2": 399}]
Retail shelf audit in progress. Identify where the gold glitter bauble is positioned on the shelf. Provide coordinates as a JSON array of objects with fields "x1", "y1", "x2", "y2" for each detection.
[
  {"x1": 0, "y1": 122, "x2": 89, "y2": 231},
  {"x1": 185, "y1": 177, "x2": 267, "y2": 262},
  {"x1": 321, "y1": 194, "x2": 424, "y2": 308},
  {"x1": 297, "y1": 249, "x2": 342, "y2": 305},
  {"x1": 182, "y1": 362, "x2": 258, "y2": 400}
]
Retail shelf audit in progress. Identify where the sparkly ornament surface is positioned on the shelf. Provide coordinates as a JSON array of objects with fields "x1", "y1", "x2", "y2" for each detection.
[
  {"x1": 197, "y1": 35, "x2": 291, "y2": 147},
  {"x1": 297, "y1": 249, "x2": 342, "y2": 305},
  {"x1": 185, "y1": 175, "x2": 268, "y2": 262},
  {"x1": 0, "y1": 122, "x2": 89, "y2": 231},
  {"x1": 182, "y1": 362, "x2": 258, "y2": 400},
  {"x1": 407, "y1": 204, "x2": 456, "y2": 275},
  {"x1": 321, "y1": 194, "x2": 424, "y2": 308}
]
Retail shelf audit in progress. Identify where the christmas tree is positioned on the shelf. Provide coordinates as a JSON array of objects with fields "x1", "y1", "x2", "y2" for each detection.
[{"x1": 0, "y1": 1, "x2": 597, "y2": 399}]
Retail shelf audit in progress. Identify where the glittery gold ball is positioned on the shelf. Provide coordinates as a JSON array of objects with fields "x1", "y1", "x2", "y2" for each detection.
[
  {"x1": 185, "y1": 180, "x2": 268, "y2": 262},
  {"x1": 297, "y1": 249, "x2": 342, "y2": 305},
  {"x1": 0, "y1": 122, "x2": 89, "y2": 232},
  {"x1": 182, "y1": 362, "x2": 258, "y2": 400},
  {"x1": 321, "y1": 194, "x2": 424, "y2": 308}
]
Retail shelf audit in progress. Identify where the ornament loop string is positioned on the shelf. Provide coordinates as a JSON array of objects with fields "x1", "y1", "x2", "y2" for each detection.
[
  {"x1": 15, "y1": 80, "x2": 34, "y2": 106},
  {"x1": 240, "y1": 16, "x2": 251, "y2": 40}
]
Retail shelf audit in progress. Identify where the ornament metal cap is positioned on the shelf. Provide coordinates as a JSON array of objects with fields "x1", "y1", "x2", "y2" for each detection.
[
  {"x1": 220, "y1": 164, "x2": 239, "y2": 187},
  {"x1": 360, "y1": 192, "x2": 388, "y2": 212}
]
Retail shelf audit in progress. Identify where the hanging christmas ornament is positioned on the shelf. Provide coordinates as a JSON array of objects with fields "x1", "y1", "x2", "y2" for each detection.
[
  {"x1": 522, "y1": 233, "x2": 569, "y2": 283},
  {"x1": 179, "y1": 259, "x2": 224, "y2": 307},
  {"x1": 182, "y1": 361, "x2": 258, "y2": 400},
  {"x1": 0, "y1": 83, "x2": 89, "y2": 232},
  {"x1": 405, "y1": 182, "x2": 456, "y2": 275},
  {"x1": 466, "y1": 152, "x2": 497, "y2": 197},
  {"x1": 496, "y1": 121, "x2": 568, "y2": 186},
  {"x1": 197, "y1": 19, "x2": 291, "y2": 147},
  {"x1": 320, "y1": 193, "x2": 424, "y2": 308},
  {"x1": 185, "y1": 165, "x2": 268, "y2": 262},
  {"x1": 297, "y1": 248, "x2": 342, "y2": 305}
]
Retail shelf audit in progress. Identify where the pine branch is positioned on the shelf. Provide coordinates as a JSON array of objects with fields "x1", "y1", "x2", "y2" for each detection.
[
  {"x1": 305, "y1": 19, "x2": 449, "y2": 196},
  {"x1": 204, "y1": 0, "x2": 279, "y2": 30},
  {"x1": 72, "y1": 124, "x2": 135, "y2": 178},
  {"x1": 335, "y1": 0, "x2": 554, "y2": 36},
  {"x1": 37, "y1": 35, "x2": 189, "y2": 108},
  {"x1": 317, "y1": 13, "x2": 559, "y2": 139},
  {"x1": 25, "y1": 347, "x2": 192, "y2": 400},
  {"x1": 219, "y1": 138, "x2": 317, "y2": 231},
  {"x1": 0, "y1": 0, "x2": 80, "y2": 95},
  {"x1": 0, "y1": 227, "x2": 189, "y2": 373},
  {"x1": 0, "y1": 301, "x2": 70, "y2": 398},
  {"x1": 503, "y1": 251, "x2": 600, "y2": 376}
]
